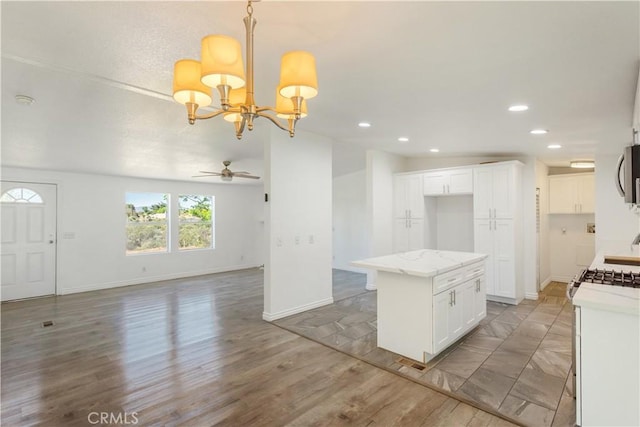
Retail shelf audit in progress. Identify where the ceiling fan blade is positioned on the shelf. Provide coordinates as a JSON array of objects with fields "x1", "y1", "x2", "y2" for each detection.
[
  {"x1": 192, "y1": 174, "x2": 219, "y2": 178},
  {"x1": 231, "y1": 171, "x2": 250, "y2": 174},
  {"x1": 198, "y1": 171, "x2": 223, "y2": 175},
  {"x1": 233, "y1": 174, "x2": 261, "y2": 179}
]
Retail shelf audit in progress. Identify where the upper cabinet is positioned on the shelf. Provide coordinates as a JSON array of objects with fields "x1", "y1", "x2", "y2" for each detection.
[
  {"x1": 424, "y1": 168, "x2": 473, "y2": 196},
  {"x1": 549, "y1": 173, "x2": 595, "y2": 214},
  {"x1": 394, "y1": 174, "x2": 424, "y2": 219},
  {"x1": 473, "y1": 163, "x2": 520, "y2": 219}
]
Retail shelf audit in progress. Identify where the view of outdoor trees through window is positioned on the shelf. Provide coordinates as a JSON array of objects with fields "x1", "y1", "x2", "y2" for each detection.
[
  {"x1": 126, "y1": 192, "x2": 168, "y2": 255},
  {"x1": 125, "y1": 192, "x2": 214, "y2": 255},
  {"x1": 179, "y1": 195, "x2": 214, "y2": 250}
]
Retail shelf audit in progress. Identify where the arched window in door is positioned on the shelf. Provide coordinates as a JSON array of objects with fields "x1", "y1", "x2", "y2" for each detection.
[{"x1": 0, "y1": 188, "x2": 43, "y2": 203}]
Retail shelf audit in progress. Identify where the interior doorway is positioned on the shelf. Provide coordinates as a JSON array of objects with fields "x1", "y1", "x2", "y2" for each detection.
[{"x1": 1, "y1": 181, "x2": 57, "y2": 301}]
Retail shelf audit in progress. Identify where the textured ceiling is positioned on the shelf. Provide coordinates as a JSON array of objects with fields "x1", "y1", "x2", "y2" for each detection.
[{"x1": 1, "y1": 1, "x2": 639, "y2": 181}]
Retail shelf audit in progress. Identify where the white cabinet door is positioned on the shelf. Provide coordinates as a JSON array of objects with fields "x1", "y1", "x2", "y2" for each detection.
[
  {"x1": 393, "y1": 176, "x2": 408, "y2": 218},
  {"x1": 493, "y1": 219, "x2": 515, "y2": 298},
  {"x1": 424, "y1": 172, "x2": 447, "y2": 196},
  {"x1": 473, "y1": 168, "x2": 493, "y2": 218},
  {"x1": 450, "y1": 287, "x2": 464, "y2": 338},
  {"x1": 433, "y1": 290, "x2": 452, "y2": 353},
  {"x1": 448, "y1": 168, "x2": 473, "y2": 194},
  {"x1": 408, "y1": 219, "x2": 424, "y2": 251},
  {"x1": 491, "y1": 165, "x2": 514, "y2": 219},
  {"x1": 393, "y1": 219, "x2": 409, "y2": 253},
  {"x1": 549, "y1": 173, "x2": 595, "y2": 214},
  {"x1": 406, "y1": 175, "x2": 424, "y2": 218},
  {"x1": 473, "y1": 275, "x2": 486, "y2": 319},
  {"x1": 394, "y1": 175, "x2": 424, "y2": 218},
  {"x1": 460, "y1": 280, "x2": 477, "y2": 329},
  {"x1": 474, "y1": 219, "x2": 494, "y2": 296},
  {"x1": 578, "y1": 174, "x2": 595, "y2": 213},
  {"x1": 549, "y1": 176, "x2": 577, "y2": 213}
]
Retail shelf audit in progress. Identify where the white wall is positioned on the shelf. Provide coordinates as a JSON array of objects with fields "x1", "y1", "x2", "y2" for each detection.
[
  {"x1": 263, "y1": 128, "x2": 333, "y2": 321},
  {"x1": 1, "y1": 166, "x2": 264, "y2": 294},
  {"x1": 536, "y1": 160, "x2": 551, "y2": 289},
  {"x1": 365, "y1": 150, "x2": 406, "y2": 289},
  {"x1": 423, "y1": 196, "x2": 474, "y2": 252},
  {"x1": 549, "y1": 214, "x2": 596, "y2": 282},
  {"x1": 595, "y1": 154, "x2": 640, "y2": 252},
  {"x1": 333, "y1": 170, "x2": 367, "y2": 273}
]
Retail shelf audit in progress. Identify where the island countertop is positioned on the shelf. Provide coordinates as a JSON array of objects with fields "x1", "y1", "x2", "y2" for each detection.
[{"x1": 351, "y1": 249, "x2": 488, "y2": 278}]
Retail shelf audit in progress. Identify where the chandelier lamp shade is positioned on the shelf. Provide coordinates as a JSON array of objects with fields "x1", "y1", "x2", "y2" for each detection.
[{"x1": 172, "y1": 1, "x2": 318, "y2": 139}]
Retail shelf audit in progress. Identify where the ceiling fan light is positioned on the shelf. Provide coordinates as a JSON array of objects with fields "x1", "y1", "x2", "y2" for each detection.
[
  {"x1": 570, "y1": 160, "x2": 595, "y2": 169},
  {"x1": 275, "y1": 87, "x2": 307, "y2": 119},
  {"x1": 279, "y1": 51, "x2": 318, "y2": 99},
  {"x1": 221, "y1": 175, "x2": 233, "y2": 182},
  {"x1": 200, "y1": 35, "x2": 246, "y2": 89},
  {"x1": 172, "y1": 59, "x2": 213, "y2": 106}
]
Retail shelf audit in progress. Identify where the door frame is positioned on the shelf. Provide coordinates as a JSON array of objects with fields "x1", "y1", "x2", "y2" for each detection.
[{"x1": 1, "y1": 179, "x2": 59, "y2": 298}]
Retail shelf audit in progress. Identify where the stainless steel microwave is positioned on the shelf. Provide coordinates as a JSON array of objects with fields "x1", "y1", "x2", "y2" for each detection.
[{"x1": 616, "y1": 144, "x2": 640, "y2": 204}]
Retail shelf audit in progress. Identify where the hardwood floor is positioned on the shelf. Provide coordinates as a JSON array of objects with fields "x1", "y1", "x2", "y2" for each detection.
[{"x1": 1, "y1": 269, "x2": 516, "y2": 426}]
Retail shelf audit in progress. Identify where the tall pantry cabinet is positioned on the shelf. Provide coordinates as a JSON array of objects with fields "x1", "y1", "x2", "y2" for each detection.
[
  {"x1": 393, "y1": 174, "x2": 424, "y2": 253},
  {"x1": 473, "y1": 162, "x2": 524, "y2": 304}
]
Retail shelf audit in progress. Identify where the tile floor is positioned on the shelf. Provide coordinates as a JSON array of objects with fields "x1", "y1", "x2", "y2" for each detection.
[{"x1": 275, "y1": 274, "x2": 575, "y2": 427}]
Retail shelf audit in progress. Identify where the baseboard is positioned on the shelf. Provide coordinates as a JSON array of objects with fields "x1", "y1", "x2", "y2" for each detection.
[
  {"x1": 525, "y1": 292, "x2": 539, "y2": 300},
  {"x1": 365, "y1": 282, "x2": 377, "y2": 291},
  {"x1": 57, "y1": 264, "x2": 261, "y2": 295},
  {"x1": 262, "y1": 297, "x2": 334, "y2": 322},
  {"x1": 486, "y1": 295, "x2": 522, "y2": 305},
  {"x1": 539, "y1": 277, "x2": 552, "y2": 291},
  {"x1": 551, "y1": 275, "x2": 573, "y2": 284}
]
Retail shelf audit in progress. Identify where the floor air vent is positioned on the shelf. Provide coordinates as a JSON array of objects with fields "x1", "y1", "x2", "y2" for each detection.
[
  {"x1": 42, "y1": 320, "x2": 54, "y2": 327},
  {"x1": 397, "y1": 357, "x2": 427, "y2": 371}
]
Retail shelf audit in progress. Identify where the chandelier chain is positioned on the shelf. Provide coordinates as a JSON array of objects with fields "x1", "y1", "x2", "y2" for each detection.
[{"x1": 247, "y1": 1, "x2": 253, "y2": 16}]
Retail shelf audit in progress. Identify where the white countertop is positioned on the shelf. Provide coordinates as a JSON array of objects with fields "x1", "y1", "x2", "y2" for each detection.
[
  {"x1": 351, "y1": 249, "x2": 487, "y2": 278},
  {"x1": 572, "y1": 249, "x2": 640, "y2": 316}
]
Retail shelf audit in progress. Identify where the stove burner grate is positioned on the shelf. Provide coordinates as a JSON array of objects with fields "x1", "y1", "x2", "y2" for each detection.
[{"x1": 578, "y1": 269, "x2": 640, "y2": 288}]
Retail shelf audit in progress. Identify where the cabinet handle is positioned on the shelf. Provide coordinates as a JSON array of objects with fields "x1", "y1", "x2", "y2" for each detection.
[
  {"x1": 448, "y1": 277, "x2": 457, "y2": 282},
  {"x1": 489, "y1": 221, "x2": 492, "y2": 231},
  {"x1": 453, "y1": 290, "x2": 456, "y2": 305},
  {"x1": 493, "y1": 208, "x2": 496, "y2": 218},
  {"x1": 476, "y1": 279, "x2": 480, "y2": 292},
  {"x1": 494, "y1": 220, "x2": 496, "y2": 230},
  {"x1": 488, "y1": 208, "x2": 491, "y2": 218},
  {"x1": 449, "y1": 291, "x2": 454, "y2": 306}
]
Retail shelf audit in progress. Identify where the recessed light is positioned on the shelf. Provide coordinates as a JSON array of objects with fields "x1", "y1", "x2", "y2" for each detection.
[
  {"x1": 358, "y1": 122, "x2": 371, "y2": 128},
  {"x1": 547, "y1": 144, "x2": 562, "y2": 149},
  {"x1": 530, "y1": 129, "x2": 548, "y2": 135},
  {"x1": 430, "y1": 148, "x2": 440, "y2": 153},
  {"x1": 570, "y1": 160, "x2": 595, "y2": 169},
  {"x1": 15, "y1": 95, "x2": 35, "y2": 106},
  {"x1": 398, "y1": 137, "x2": 409, "y2": 142},
  {"x1": 508, "y1": 104, "x2": 529, "y2": 112}
]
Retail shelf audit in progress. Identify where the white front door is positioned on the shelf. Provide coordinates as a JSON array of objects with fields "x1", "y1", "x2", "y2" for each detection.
[{"x1": 1, "y1": 182, "x2": 57, "y2": 301}]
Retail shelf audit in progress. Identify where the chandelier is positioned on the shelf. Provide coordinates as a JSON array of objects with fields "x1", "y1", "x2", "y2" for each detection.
[{"x1": 172, "y1": 1, "x2": 318, "y2": 139}]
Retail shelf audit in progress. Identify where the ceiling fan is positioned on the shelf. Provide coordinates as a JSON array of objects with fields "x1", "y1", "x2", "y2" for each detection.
[{"x1": 193, "y1": 161, "x2": 260, "y2": 181}]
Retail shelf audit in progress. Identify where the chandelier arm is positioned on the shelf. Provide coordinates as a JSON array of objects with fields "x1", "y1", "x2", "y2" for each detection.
[
  {"x1": 194, "y1": 109, "x2": 227, "y2": 120},
  {"x1": 256, "y1": 112, "x2": 297, "y2": 137},
  {"x1": 255, "y1": 106, "x2": 278, "y2": 113}
]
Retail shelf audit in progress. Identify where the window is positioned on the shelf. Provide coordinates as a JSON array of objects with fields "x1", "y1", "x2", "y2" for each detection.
[
  {"x1": 178, "y1": 195, "x2": 214, "y2": 250},
  {"x1": 125, "y1": 192, "x2": 168, "y2": 255},
  {"x1": 0, "y1": 188, "x2": 43, "y2": 203}
]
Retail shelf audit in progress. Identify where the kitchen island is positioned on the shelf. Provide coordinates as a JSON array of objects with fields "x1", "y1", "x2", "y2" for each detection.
[{"x1": 352, "y1": 249, "x2": 488, "y2": 363}]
